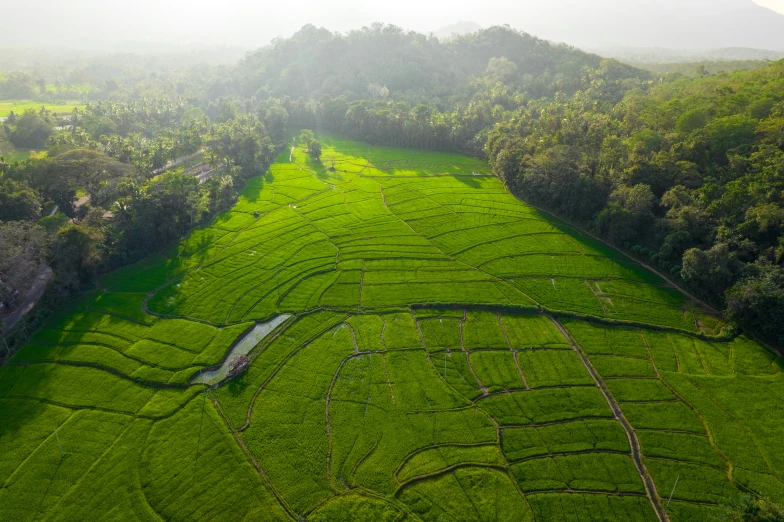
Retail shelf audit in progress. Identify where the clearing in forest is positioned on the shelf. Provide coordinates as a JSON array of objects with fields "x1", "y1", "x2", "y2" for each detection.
[
  {"x1": 1, "y1": 135, "x2": 782, "y2": 522},
  {"x1": 0, "y1": 99, "x2": 84, "y2": 117}
]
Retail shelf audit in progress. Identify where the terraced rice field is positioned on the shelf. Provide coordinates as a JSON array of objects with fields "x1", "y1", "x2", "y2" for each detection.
[{"x1": 1, "y1": 135, "x2": 782, "y2": 521}]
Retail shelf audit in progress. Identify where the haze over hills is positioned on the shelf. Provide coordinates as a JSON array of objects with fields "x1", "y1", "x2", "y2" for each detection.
[
  {"x1": 433, "y1": 21, "x2": 483, "y2": 40},
  {"x1": 517, "y1": 0, "x2": 784, "y2": 50},
  {"x1": 2, "y1": 0, "x2": 784, "y2": 55},
  {"x1": 0, "y1": 46, "x2": 250, "y2": 72},
  {"x1": 591, "y1": 46, "x2": 784, "y2": 64},
  {"x1": 234, "y1": 24, "x2": 646, "y2": 103}
]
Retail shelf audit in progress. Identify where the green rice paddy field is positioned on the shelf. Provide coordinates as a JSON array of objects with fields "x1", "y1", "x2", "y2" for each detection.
[
  {"x1": 2, "y1": 135, "x2": 783, "y2": 521},
  {"x1": 1, "y1": 148, "x2": 35, "y2": 162},
  {"x1": 0, "y1": 99, "x2": 84, "y2": 118}
]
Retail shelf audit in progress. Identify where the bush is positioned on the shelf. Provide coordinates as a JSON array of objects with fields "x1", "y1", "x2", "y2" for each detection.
[{"x1": 8, "y1": 110, "x2": 53, "y2": 149}]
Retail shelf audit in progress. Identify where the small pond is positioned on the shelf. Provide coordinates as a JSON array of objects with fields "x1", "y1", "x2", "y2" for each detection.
[{"x1": 194, "y1": 314, "x2": 291, "y2": 386}]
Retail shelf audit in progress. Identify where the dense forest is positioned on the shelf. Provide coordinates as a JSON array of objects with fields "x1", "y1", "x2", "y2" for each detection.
[
  {"x1": 2, "y1": 24, "x2": 783, "y2": 348},
  {"x1": 1, "y1": 100, "x2": 275, "y2": 346}
]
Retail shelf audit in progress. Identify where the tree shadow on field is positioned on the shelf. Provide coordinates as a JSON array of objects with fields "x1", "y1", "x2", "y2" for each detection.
[
  {"x1": 0, "y1": 374, "x2": 68, "y2": 441},
  {"x1": 182, "y1": 232, "x2": 220, "y2": 267},
  {"x1": 0, "y1": 309, "x2": 105, "y2": 445},
  {"x1": 1, "y1": 295, "x2": 154, "y2": 443},
  {"x1": 224, "y1": 371, "x2": 252, "y2": 397},
  {"x1": 451, "y1": 174, "x2": 481, "y2": 188},
  {"x1": 238, "y1": 173, "x2": 273, "y2": 204},
  {"x1": 305, "y1": 156, "x2": 333, "y2": 181}
]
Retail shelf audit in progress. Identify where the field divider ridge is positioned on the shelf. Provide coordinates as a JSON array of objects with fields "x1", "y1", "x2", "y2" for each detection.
[
  {"x1": 550, "y1": 316, "x2": 669, "y2": 522},
  {"x1": 208, "y1": 391, "x2": 298, "y2": 520},
  {"x1": 235, "y1": 313, "x2": 349, "y2": 431}
]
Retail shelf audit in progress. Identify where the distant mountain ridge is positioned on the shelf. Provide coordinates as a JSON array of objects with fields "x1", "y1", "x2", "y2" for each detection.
[
  {"x1": 513, "y1": 0, "x2": 784, "y2": 50},
  {"x1": 3, "y1": 1, "x2": 784, "y2": 57},
  {"x1": 590, "y1": 46, "x2": 784, "y2": 64}
]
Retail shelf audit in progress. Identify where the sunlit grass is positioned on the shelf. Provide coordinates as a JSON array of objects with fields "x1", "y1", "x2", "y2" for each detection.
[{"x1": 0, "y1": 99, "x2": 84, "y2": 117}]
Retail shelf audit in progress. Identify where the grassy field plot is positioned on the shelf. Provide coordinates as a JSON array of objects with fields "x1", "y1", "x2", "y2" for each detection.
[
  {"x1": 621, "y1": 402, "x2": 706, "y2": 433},
  {"x1": 501, "y1": 314, "x2": 571, "y2": 349},
  {"x1": 516, "y1": 349, "x2": 594, "y2": 388},
  {"x1": 636, "y1": 431, "x2": 725, "y2": 468},
  {"x1": 399, "y1": 467, "x2": 533, "y2": 521},
  {"x1": 527, "y1": 493, "x2": 657, "y2": 521},
  {"x1": 462, "y1": 311, "x2": 510, "y2": 350},
  {"x1": 510, "y1": 277, "x2": 605, "y2": 316},
  {"x1": 0, "y1": 99, "x2": 85, "y2": 117},
  {"x1": 590, "y1": 355, "x2": 657, "y2": 378},
  {"x1": 1, "y1": 148, "x2": 37, "y2": 162},
  {"x1": 605, "y1": 378, "x2": 675, "y2": 402},
  {"x1": 469, "y1": 351, "x2": 526, "y2": 392},
  {"x1": 563, "y1": 320, "x2": 650, "y2": 358},
  {"x1": 510, "y1": 453, "x2": 645, "y2": 493},
  {"x1": 430, "y1": 351, "x2": 484, "y2": 400},
  {"x1": 417, "y1": 316, "x2": 462, "y2": 351},
  {"x1": 501, "y1": 419, "x2": 629, "y2": 461},
  {"x1": 478, "y1": 387, "x2": 613, "y2": 425},
  {"x1": 645, "y1": 459, "x2": 737, "y2": 504},
  {"x1": 396, "y1": 444, "x2": 505, "y2": 483}
]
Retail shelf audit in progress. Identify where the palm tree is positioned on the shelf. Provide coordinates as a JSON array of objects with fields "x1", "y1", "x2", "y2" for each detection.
[
  {"x1": 206, "y1": 150, "x2": 219, "y2": 170},
  {"x1": 169, "y1": 141, "x2": 178, "y2": 167}
]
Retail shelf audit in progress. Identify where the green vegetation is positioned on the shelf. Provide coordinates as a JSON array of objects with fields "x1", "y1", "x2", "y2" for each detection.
[
  {"x1": 1, "y1": 18, "x2": 784, "y2": 520},
  {"x1": 2, "y1": 149, "x2": 34, "y2": 162},
  {"x1": 0, "y1": 100, "x2": 84, "y2": 118},
  {"x1": 565, "y1": 319, "x2": 784, "y2": 518},
  {"x1": 486, "y1": 62, "x2": 784, "y2": 346},
  {"x1": 2, "y1": 127, "x2": 783, "y2": 520}
]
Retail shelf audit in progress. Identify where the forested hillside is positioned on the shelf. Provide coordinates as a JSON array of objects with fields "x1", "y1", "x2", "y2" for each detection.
[
  {"x1": 233, "y1": 24, "x2": 647, "y2": 103},
  {"x1": 487, "y1": 62, "x2": 784, "y2": 345}
]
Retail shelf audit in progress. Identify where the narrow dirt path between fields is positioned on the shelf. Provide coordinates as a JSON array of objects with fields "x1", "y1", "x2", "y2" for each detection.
[
  {"x1": 497, "y1": 313, "x2": 531, "y2": 390},
  {"x1": 549, "y1": 316, "x2": 669, "y2": 522},
  {"x1": 460, "y1": 312, "x2": 488, "y2": 395},
  {"x1": 209, "y1": 392, "x2": 297, "y2": 519},
  {"x1": 325, "y1": 350, "x2": 365, "y2": 491},
  {"x1": 238, "y1": 316, "x2": 348, "y2": 431}
]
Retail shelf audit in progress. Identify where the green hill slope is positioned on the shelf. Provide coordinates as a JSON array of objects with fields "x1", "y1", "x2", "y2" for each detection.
[
  {"x1": 1, "y1": 136, "x2": 782, "y2": 521},
  {"x1": 237, "y1": 24, "x2": 647, "y2": 101}
]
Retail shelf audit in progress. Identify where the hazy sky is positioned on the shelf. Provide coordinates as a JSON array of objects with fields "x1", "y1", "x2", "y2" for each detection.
[
  {"x1": 755, "y1": 0, "x2": 784, "y2": 12},
  {"x1": 1, "y1": 0, "x2": 784, "y2": 51}
]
